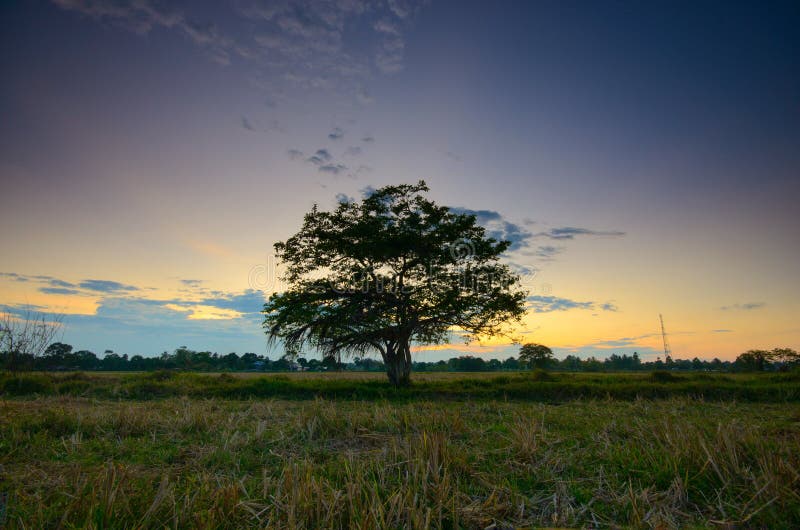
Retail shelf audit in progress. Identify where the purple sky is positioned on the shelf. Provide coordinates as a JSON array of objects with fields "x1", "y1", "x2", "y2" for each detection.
[{"x1": 1, "y1": 0, "x2": 799, "y2": 360}]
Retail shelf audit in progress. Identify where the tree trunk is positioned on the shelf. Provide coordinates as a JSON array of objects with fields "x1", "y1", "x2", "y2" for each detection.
[{"x1": 384, "y1": 340, "x2": 412, "y2": 387}]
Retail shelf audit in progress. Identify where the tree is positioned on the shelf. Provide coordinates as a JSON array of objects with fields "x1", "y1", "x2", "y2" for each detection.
[
  {"x1": 263, "y1": 181, "x2": 527, "y2": 386},
  {"x1": 1, "y1": 308, "x2": 64, "y2": 371},
  {"x1": 42, "y1": 342, "x2": 74, "y2": 370},
  {"x1": 518, "y1": 343, "x2": 555, "y2": 369},
  {"x1": 735, "y1": 349, "x2": 771, "y2": 371},
  {"x1": 770, "y1": 348, "x2": 799, "y2": 369}
]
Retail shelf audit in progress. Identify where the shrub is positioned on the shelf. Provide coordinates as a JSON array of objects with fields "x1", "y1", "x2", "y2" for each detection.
[{"x1": 649, "y1": 370, "x2": 682, "y2": 383}]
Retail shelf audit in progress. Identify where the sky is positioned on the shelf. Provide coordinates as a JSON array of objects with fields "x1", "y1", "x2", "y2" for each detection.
[{"x1": 1, "y1": 0, "x2": 798, "y2": 361}]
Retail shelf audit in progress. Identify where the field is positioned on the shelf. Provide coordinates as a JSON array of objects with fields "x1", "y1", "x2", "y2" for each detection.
[{"x1": 1, "y1": 372, "x2": 799, "y2": 528}]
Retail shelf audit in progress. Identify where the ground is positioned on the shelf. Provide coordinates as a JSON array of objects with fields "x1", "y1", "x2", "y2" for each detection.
[{"x1": 1, "y1": 372, "x2": 799, "y2": 528}]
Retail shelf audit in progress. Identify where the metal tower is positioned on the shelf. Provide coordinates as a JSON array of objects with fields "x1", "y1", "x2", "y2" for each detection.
[{"x1": 659, "y1": 314, "x2": 672, "y2": 360}]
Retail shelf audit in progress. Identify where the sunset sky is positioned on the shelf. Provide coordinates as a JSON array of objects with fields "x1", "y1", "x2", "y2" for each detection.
[{"x1": 1, "y1": 0, "x2": 798, "y2": 361}]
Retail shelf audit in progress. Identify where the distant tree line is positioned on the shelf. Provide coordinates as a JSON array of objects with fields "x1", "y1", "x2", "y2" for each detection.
[{"x1": 1, "y1": 342, "x2": 796, "y2": 373}]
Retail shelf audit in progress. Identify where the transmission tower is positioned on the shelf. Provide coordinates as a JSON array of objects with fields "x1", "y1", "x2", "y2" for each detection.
[{"x1": 659, "y1": 313, "x2": 672, "y2": 360}]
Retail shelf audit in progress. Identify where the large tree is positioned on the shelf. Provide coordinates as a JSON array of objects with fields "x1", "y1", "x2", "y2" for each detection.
[{"x1": 263, "y1": 181, "x2": 527, "y2": 386}]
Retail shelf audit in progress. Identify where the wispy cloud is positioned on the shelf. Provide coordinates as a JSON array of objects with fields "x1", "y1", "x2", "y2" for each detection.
[
  {"x1": 79, "y1": 279, "x2": 140, "y2": 293},
  {"x1": 53, "y1": 0, "x2": 237, "y2": 65},
  {"x1": 201, "y1": 289, "x2": 265, "y2": 315},
  {"x1": 0, "y1": 272, "x2": 29, "y2": 282},
  {"x1": 39, "y1": 287, "x2": 82, "y2": 295},
  {"x1": 531, "y1": 245, "x2": 564, "y2": 260},
  {"x1": 54, "y1": 0, "x2": 431, "y2": 105},
  {"x1": 319, "y1": 163, "x2": 348, "y2": 175},
  {"x1": 534, "y1": 227, "x2": 626, "y2": 240},
  {"x1": 289, "y1": 147, "x2": 357, "y2": 178},
  {"x1": 306, "y1": 148, "x2": 333, "y2": 165},
  {"x1": 600, "y1": 302, "x2": 619, "y2": 312},
  {"x1": 328, "y1": 127, "x2": 344, "y2": 140},
  {"x1": 241, "y1": 116, "x2": 256, "y2": 131},
  {"x1": 719, "y1": 302, "x2": 765, "y2": 311},
  {"x1": 526, "y1": 295, "x2": 619, "y2": 314}
]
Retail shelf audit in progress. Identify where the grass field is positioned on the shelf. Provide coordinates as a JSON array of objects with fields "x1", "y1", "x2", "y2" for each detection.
[
  {"x1": 2, "y1": 370, "x2": 799, "y2": 402},
  {"x1": 2, "y1": 371, "x2": 799, "y2": 528}
]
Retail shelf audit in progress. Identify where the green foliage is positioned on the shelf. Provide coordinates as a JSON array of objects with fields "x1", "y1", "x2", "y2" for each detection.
[
  {"x1": 0, "y1": 373, "x2": 52, "y2": 395},
  {"x1": 649, "y1": 370, "x2": 683, "y2": 383},
  {"x1": 526, "y1": 368, "x2": 555, "y2": 382},
  {"x1": 518, "y1": 343, "x2": 554, "y2": 369},
  {"x1": 735, "y1": 347, "x2": 799, "y2": 371},
  {"x1": 264, "y1": 181, "x2": 527, "y2": 385}
]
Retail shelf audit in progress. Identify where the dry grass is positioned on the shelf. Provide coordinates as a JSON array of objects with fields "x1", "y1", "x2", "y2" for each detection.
[{"x1": 1, "y1": 395, "x2": 799, "y2": 528}]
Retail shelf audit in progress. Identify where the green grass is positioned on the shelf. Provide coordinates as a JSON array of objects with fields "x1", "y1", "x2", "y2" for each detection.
[
  {"x1": 1, "y1": 370, "x2": 799, "y2": 402},
  {"x1": 1, "y1": 372, "x2": 799, "y2": 528}
]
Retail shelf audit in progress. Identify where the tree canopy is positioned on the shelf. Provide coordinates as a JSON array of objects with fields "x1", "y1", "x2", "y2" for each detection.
[
  {"x1": 518, "y1": 343, "x2": 555, "y2": 369},
  {"x1": 263, "y1": 181, "x2": 527, "y2": 385}
]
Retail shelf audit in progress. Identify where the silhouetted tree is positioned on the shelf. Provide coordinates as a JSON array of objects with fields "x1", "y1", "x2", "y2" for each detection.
[
  {"x1": 770, "y1": 348, "x2": 799, "y2": 369},
  {"x1": 735, "y1": 349, "x2": 771, "y2": 371},
  {"x1": 263, "y1": 181, "x2": 527, "y2": 386},
  {"x1": 518, "y1": 343, "x2": 554, "y2": 369},
  {"x1": 1, "y1": 309, "x2": 64, "y2": 371}
]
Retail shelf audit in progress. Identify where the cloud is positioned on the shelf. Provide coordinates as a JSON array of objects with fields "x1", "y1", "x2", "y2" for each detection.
[
  {"x1": 39, "y1": 287, "x2": 82, "y2": 295},
  {"x1": 719, "y1": 302, "x2": 765, "y2": 311},
  {"x1": 201, "y1": 289, "x2": 266, "y2": 315},
  {"x1": 362, "y1": 136, "x2": 375, "y2": 143},
  {"x1": 526, "y1": 295, "x2": 619, "y2": 314},
  {"x1": 356, "y1": 87, "x2": 374, "y2": 105},
  {"x1": 54, "y1": 0, "x2": 431, "y2": 111},
  {"x1": 53, "y1": 0, "x2": 237, "y2": 65},
  {"x1": 450, "y1": 207, "x2": 532, "y2": 252},
  {"x1": 0, "y1": 272, "x2": 29, "y2": 282},
  {"x1": 361, "y1": 185, "x2": 377, "y2": 198},
  {"x1": 600, "y1": 302, "x2": 619, "y2": 312},
  {"x1": 713, "y1": 329, "x2": 733, "y2": 333},
  {"x1": 306, "y1": 149, "x2": 333, "y2": 165},
  {"x1": 2, "y1": 272, "x2": 77, "y2": 288},
  {"x1": 450, "y1": 207, "x2": 502, "y2": 224},
  {"x1": 48, "y1": 278, "x2": 76, "y2": 288},
  {"x1": 535, "y1": 227, "x2": 626, "y2": 240},
  {"x1": 328, "y1": 127, "x2": 344, "y2": 140},
  {"x1": 352, "y1": 164, "x2": 372, "y2": 176},
  {"x1": 2, "y1": 272, "x2": 275, "y2": 353},
  {"x1": 527, "y1": 295, "x2": 594, "y2": 313},
  {"x1": 241, "y1": 116, "x2": 256, "y2": 131},
  {"x1": 375, "y1": 49, "x2": 405, "y2": 74},
  {"x1": 531, "y1": 245, "x2": 564, "y2": 260},
  {"x1": 374, "y1": 19, "x2": 401, "y2": 35},
  {"x1": 291, "y1": 147, "x2": 352, "y2": 177},
  {"x1": 79, "y1": 279, "x2": 139, "y2": 293},
  {"x1": 345, "y1": 146, "x2": 362, "y2": 156},
  {"x1": 239, "y1": 0, "x2": 425, "y2": 91},
  {"x1": 55, "y1": 297, "x2": 266, "y2": 354},
  {"x1": 319, "y1": 163, "x2": 348, "y2": 175}
]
